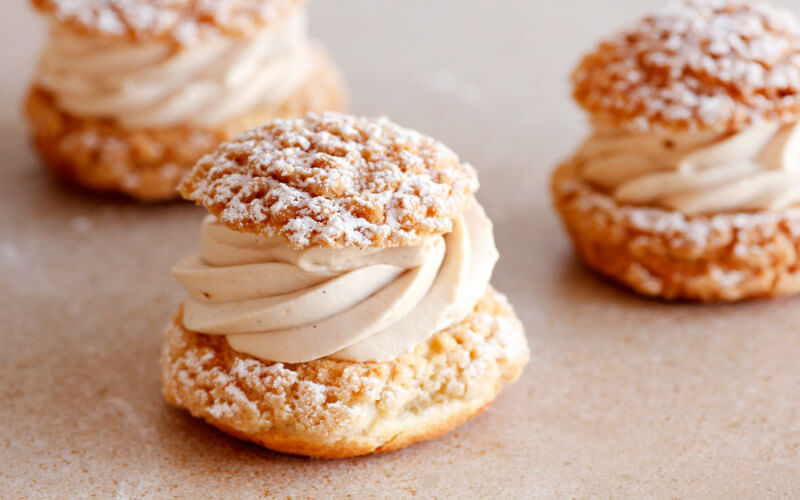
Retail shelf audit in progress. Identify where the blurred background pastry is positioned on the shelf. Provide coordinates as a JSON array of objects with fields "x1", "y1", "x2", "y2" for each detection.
[
  {"x1": 25, "y1": 0, "x2": 347, "y2": 201},
  {"x1": 553, "y1": 0, "x2": 800, "y2": 301}
]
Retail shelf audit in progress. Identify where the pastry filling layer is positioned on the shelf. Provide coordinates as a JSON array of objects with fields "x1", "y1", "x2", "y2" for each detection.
[
  {"x1": 35, "y1": 5, "x2": 313, "y2": 128},
  {"x1": 575, "y1": 122, "x2": 800, "y2": 214},
  {"x1": 172, "y1": 198, "x2": 498, "y2": 363}
]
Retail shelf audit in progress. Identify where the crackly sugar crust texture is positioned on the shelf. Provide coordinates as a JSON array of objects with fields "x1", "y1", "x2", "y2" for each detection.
[
  {"x1": 25, "y1": 46, "x2": 347, "y2": 202},
  {"x1": 179, "y1": 112, "x2": 479, "y2": 249},
  {"x1": 553, "y1": 161, "x2": 800, "y2": 302},
  {"x1": 31, "y1": 0, "x2": 304, "y2": 46},
  {"x1": 573, "y1": 0, "x2": 800, "y2": 132},
  {"x1": 160, "y1": 288, "x2": 529, "y2": 458}
]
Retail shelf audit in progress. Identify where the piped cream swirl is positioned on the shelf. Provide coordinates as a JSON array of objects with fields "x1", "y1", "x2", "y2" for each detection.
[
  {"x1": 576, "y1": 122, "x2": 800, "y2": 214},
  {"x1": 172, "y1": 198, "x2": 498, "y2": 363},
  {"x1": 35, "y1": 5, "x2": 313, "y2": 128}
]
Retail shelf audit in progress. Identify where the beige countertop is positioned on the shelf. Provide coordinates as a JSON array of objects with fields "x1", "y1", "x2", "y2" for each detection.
[{"x1": 2, "y1": 1, "x2": 799, "y2": 498}]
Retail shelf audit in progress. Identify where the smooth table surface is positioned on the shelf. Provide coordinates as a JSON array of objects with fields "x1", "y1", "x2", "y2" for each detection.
[{"x1": 2, "y1": 1, "x2": 799, "y2": 498}]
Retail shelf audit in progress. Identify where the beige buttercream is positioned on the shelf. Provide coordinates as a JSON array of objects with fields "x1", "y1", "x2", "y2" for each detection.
[
  {"x1": 35, "y1": 4, "x2": 313, "y2": 128},
  {"x1": 575, "y1": 121, "x2": 800, "y2": 214},
  {"x1": 172, "y1": 198, "x2": 498, "y2": 363}
]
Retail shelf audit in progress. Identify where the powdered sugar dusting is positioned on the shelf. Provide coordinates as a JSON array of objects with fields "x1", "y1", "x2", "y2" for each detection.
[
  {"x1": 161, "y1": 289, "x2": 528, "y2": 451},
  {"x1": 31, "y1": 0, "x2": 300, "y2": 45},
  {"x1": 179, "y1": 112, "x2": 479, "y2": 249},
  {"x1": 573, "y1": 0, "x2": 800, "y2": 132}
]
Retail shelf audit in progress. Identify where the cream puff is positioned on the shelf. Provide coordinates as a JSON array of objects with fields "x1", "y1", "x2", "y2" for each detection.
[
  {"x1": 553, "y1": 0, "x2": 800, "y2": 301},
  {"x1": 25, "y1": 0, "x2": 347, "y2": 201},
  {"x1": 160, "y1": 112, "x2": 529, "y2": 458}
]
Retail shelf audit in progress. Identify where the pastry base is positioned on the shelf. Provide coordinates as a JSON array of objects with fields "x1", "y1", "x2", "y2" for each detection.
[
  {"x1": 24, "y1": 46, "x2": 347, "y2": 202},
  {"x1": 160, "y1": 288, "x2": 529, "y2": 458},
  {"x1": 552, "y1": 160, "x2": 800, "y2": 302}
]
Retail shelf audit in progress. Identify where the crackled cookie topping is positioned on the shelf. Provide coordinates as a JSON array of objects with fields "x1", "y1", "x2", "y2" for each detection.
[
  {"x1": 31, "y1": 0, "x2": 301, "y2": 45},
  {"x1": 573, "y1": 0, "x2": 800, "y2": 132},
  {"x1": 179, "y1": 113, "x2": 479, "y2": 249}
]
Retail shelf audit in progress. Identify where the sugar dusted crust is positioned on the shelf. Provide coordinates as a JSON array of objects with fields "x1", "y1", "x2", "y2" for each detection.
[
  {"x1": 552, "y1": 160, "x2": 800, "y2": 301},
  {"x1": 573, "y1": 0, "x2": 800, "y2": 133},
  {"x1": 160, "y1": 288, "x2": 529, "y2": 458},
  {"x1": 31, "y1": 0, "x2": 303, "y2": 46},
  {"x1": 179, "y1": 113, "x2": 478, "y2": 249},
  {"x1": 25, "y1": 46, "x2": 347, "y2": 202}
]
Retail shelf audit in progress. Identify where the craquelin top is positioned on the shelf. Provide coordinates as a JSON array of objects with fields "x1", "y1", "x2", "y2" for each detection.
[
  {"x1": 30, "y1": 0, "x2": 302, "y2": 45},
  {"x1": 573, "y1": 0, "x2": 800, "y2": 132},
  {"x1": 178, "y1": 112, "x2": 479, "y2": 249}
]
